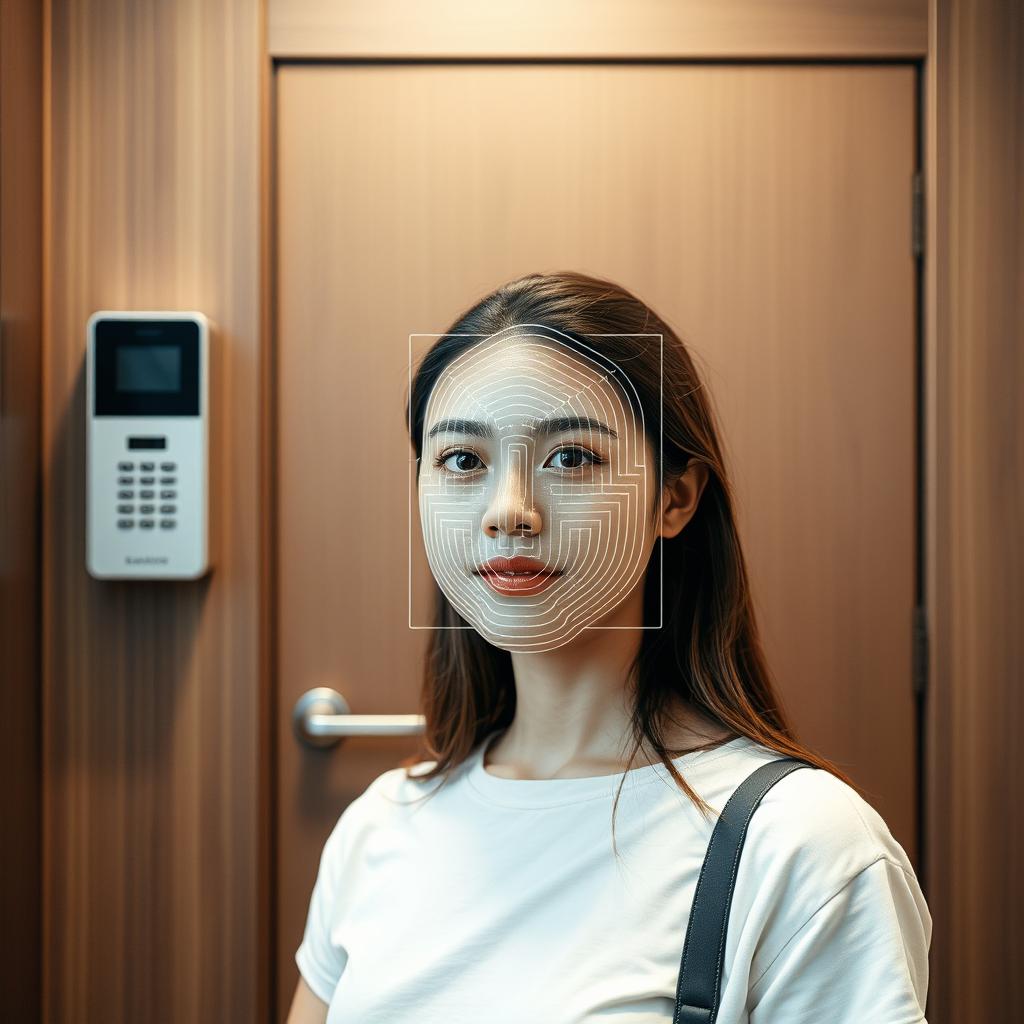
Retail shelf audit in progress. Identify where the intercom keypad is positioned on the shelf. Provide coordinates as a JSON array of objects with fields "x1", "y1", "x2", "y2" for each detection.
[
  {"x1": 109, "y1": 458, "x2": 179, "y2": 531},
  {"x1": 87, "y1": 311, "x2": 209, "y2": 578}
]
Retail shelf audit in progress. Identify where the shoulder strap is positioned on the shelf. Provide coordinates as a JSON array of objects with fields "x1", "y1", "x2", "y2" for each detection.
[{"x1": 673, "y1": 757, "x2": 815, "y2": 1024}]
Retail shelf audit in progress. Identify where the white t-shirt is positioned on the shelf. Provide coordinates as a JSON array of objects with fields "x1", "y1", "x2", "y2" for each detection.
[{"x1": 296, "y1": 731, "x2": 931, "y2": 1023}]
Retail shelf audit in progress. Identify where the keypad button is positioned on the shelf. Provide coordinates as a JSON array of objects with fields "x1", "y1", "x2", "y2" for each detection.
[
  {"x1": 139, "y1": 489, "x2": 155, "y2": 499},
  {"x1": 160, "y1": 490, "x2": 177, "y2": 499},
  {"x1": 117, "y1": 519, "x2": 134, "y2": 529},
  {"x1": 117, "y1": 504, "x2": 134, "y2": 514},
  {"x1": 140, "y1": 462, "x2": 155, "y2": 471},
  {"x1": 118, "y1": 476, "x2": 134, "y2": 485},
  {"x1": 140, "y1": 476, "x2": 155, "y2": 485},
  {"x1": 159, "y1": 504, "x2": 176, "y2": 514},
  {"x1": 139, "y1": 504, "x2": 155, "y2": 514},
  {"x1": 159, "y1": 476, "x2": 176, "y2": 485},
  {"x1": 159, "y1": 519, "x2": 176, "y2": 529},
  {"x1": 118, "y1": 461, "x2": 134, "y2": 471},
  {"x1": 117, "y1": 490, "x2": 134, "y2": 499},
  {"x1": 160, "y1": 462, "x2": 176, "y2": 471},
  {"x1": 139, "y1": 519, "x2": 155, "y2": 529}
]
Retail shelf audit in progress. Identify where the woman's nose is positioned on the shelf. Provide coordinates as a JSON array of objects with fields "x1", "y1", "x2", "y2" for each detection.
[{"x1": 482, "y1": 451, "x2": 542, "y2": 537}]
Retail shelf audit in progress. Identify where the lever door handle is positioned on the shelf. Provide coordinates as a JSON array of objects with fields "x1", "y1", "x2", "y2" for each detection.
[{"x1": 293, "y1": 686, "x2": 425, "y2": 749}]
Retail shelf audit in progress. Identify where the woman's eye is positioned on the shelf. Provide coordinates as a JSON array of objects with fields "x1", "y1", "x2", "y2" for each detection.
[
  {"x1": 436, "y1": 450, "x2": 483, "y2": 474},
  {"x1": 545, "y1": 446, "x2": 601, "y2": 470}
]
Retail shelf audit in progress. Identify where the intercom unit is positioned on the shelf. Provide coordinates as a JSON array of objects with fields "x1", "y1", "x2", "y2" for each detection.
[{"x1": 86, "y1": 311, "x2": 211, "y2": 579}]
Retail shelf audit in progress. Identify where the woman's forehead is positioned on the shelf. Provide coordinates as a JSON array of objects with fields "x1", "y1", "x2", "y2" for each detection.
[{"x1": 426, "y1": 336, "x2": 628, "y2": 426}]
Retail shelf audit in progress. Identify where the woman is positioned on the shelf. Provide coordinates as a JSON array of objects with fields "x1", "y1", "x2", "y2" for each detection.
[{"x1": 287, "y1": 271, "x2": 931, "y2": 1023}]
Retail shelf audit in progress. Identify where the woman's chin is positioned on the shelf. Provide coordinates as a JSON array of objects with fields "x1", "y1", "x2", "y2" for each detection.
[{"x1": 466, "y1": 616, "x2": 593, "y2": 654}]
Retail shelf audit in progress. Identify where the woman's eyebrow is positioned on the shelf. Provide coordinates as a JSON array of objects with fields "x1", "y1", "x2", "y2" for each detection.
[{"x1": 426, "y1": 415, "x2": 618, "y2": 440}]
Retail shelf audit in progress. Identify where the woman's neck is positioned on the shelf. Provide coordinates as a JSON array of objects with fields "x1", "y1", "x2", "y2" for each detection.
[{"x1": 488, "y1": 580, "x2": 731, "y2": 780}]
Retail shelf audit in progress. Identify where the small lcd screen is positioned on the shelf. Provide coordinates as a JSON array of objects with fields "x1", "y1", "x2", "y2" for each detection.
[
  {"x1": 116, "y1": 345, "x2": 181, "y2": 392},
  {"x1": 127, "y1": 437, "x2": 167, "y2": 450},
  {"x1": 94, "y1": 318, "x2": 200, "y2": 416}
]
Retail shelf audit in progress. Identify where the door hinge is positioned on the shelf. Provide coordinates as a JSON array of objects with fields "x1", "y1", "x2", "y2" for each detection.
[
  {"x1": 912, "y1": 604, "x2": 929, "y2": 697},
  {"x1": 912, "y1": 170, "x2": 925, "y2": 260}
]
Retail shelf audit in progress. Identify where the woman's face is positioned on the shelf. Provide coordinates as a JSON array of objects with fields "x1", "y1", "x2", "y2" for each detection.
[{"x1": 417, "y1": 332, "x2": 661, "y2": 653}]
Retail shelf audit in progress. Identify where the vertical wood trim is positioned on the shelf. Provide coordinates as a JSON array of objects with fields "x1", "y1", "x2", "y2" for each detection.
[
  {"x1": 924, "y1": 10, "x2": 945, "y2": 1024},
  {"x1": 925, "y1": 0, "x2": 1024, "y2": 1021},
  {"x1": 0, "y1": 0, "x2": 44, "y2": 1019},
  {"x1": 258, "y1": 4, "x2": 276, "y2": 1023},
  {"x1": 924, "y1": 8, "x2": 944, "y2": 1016},
  {"x1": 42, "y1": 2, "x2": 53, "y2": 1019}
]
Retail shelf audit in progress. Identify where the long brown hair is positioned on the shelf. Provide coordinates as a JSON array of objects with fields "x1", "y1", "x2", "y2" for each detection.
[{"x1": 399, "y1": 270, "x2": 864, "y2": 843}]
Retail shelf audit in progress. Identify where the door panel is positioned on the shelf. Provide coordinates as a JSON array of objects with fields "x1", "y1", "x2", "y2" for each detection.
[{"x1": 276, "y1": 62, "x2": 916, "y2": 1016}]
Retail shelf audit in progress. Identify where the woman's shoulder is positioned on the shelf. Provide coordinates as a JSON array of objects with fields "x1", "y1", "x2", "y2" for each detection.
[
  {"x1": 317, "y1": 760, "x2": 446, "y2": 860},
  {"x1": 723, "y1": 737, "x2": 919, "y2": 896},
  {"x1": 349, "y1": 757, "x2": 450, "y2": 813}
]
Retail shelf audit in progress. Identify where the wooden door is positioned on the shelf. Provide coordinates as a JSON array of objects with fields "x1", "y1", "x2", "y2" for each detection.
[{"x1": 275, "y1": 62, "x2": 918, "y2": 1017}]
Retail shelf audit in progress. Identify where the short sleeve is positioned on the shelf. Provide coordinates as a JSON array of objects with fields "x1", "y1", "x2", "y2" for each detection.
[
  {"x1": 748, "y1": 855, "x2": 932, "y2": 1024},
  {"x1": 295, "y1": 818, "x2": 351, "y2": 1005}
]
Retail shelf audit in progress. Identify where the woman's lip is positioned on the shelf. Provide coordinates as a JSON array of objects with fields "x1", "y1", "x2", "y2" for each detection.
[
  {"x1": 474, "y1": 568, "x2": 564, "y2": 596},
  {"x1": 476, "y1": 555, "x2": 557, "y2": 574},
  {"x1": 474, "y1": 568, "x2": 563, "y2": 577}
]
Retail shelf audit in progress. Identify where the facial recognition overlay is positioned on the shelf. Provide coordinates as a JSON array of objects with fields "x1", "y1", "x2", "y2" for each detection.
[{"x1": 410, "y1": 325, "x2": 664, "y2": 653}]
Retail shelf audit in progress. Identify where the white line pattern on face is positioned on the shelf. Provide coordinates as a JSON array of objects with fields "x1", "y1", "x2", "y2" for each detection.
[{"x1": 413, "y1": 327, "x2": 661, "y2": 652}]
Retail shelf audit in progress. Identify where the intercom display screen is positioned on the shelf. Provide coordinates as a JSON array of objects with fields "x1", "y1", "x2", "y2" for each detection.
[
  {"x1": 116, "y1": 346, "x2": 181, "y2": 392},
  {"x1": 94, "y1": 319, "x2": 200, "y2": 416}
]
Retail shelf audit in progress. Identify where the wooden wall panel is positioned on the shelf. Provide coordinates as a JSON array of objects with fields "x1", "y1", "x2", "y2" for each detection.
[
  {"x1": 43, "y1": 1, "x2": 265, "y2": 1020},
  {"x1": 0, "y1": 0, "x2": 44, "y2": 1019},
  {"x1": 925, "y1": 0, "x2": 1024, "y2": 1021}
]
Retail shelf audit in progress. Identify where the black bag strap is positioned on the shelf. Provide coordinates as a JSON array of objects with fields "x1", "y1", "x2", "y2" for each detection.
[{"x1": 673, "y1": 757, "x2": 815, "y2": 1024}]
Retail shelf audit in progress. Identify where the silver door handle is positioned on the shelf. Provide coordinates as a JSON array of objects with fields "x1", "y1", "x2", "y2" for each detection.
[{"x1": 293, "y1": 687, "x2": 425, "y2": 749}]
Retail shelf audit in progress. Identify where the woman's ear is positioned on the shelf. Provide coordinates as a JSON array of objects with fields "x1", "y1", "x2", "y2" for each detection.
[{"x1": 658, "y1": 460, "x2": 709, "y2": 540}]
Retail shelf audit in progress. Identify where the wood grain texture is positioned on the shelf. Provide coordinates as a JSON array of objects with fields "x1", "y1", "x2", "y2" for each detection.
[
  {"x1": 270, "y1": 0, "x2": 928, "y2": 59},
  {"x1": 925, "y1": 0, "x2": 1024, "y2": 1021},
  {"x1": 0, "y1": 0, "x2": 44, "y2": 1019},
  {"x1": 43, "y1": 1, "x2": 264, "y2": 1020}
]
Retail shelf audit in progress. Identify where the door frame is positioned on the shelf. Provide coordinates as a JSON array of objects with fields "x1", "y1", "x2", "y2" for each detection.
[{"x1": 260, "y1": 5, "x2": 932, "y2": 1018}]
